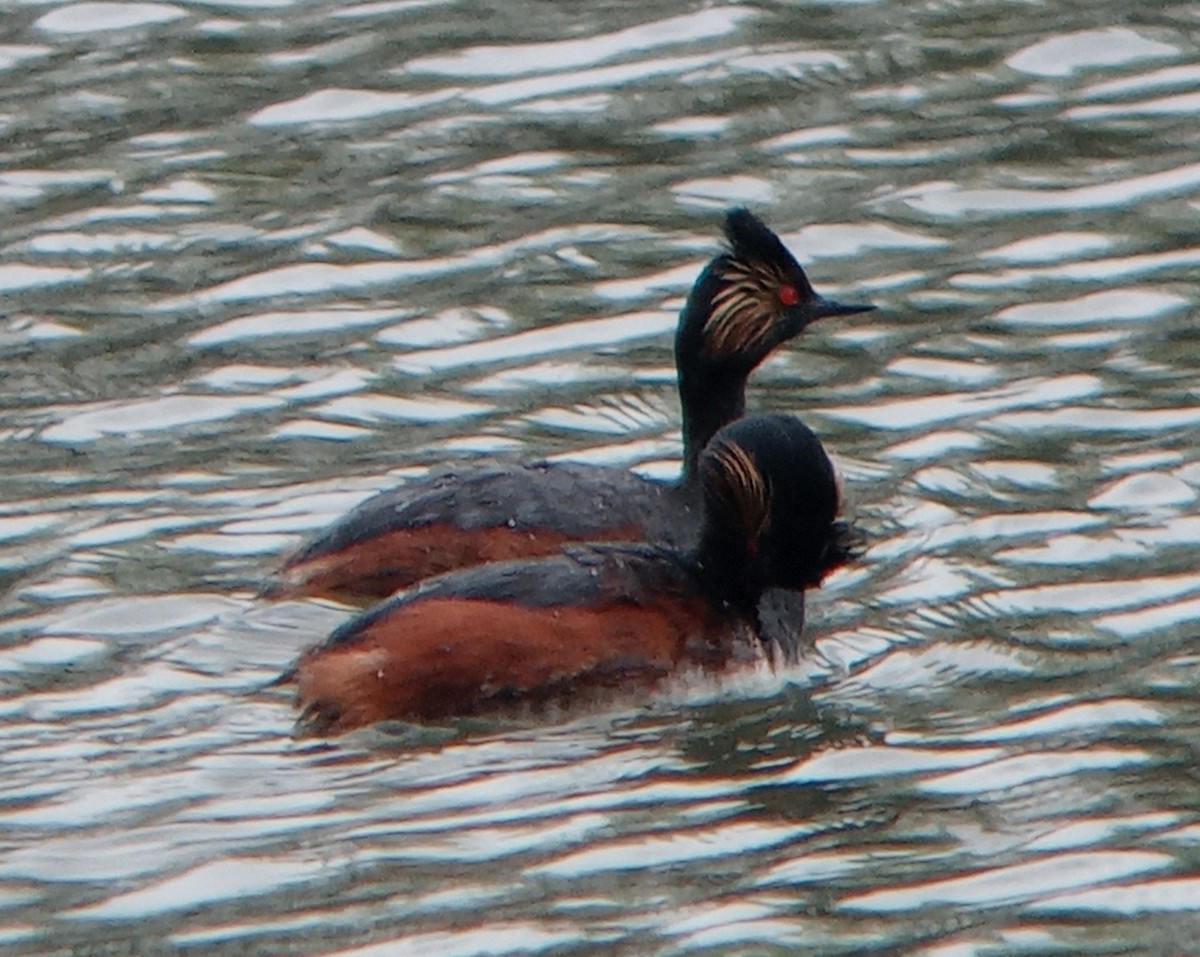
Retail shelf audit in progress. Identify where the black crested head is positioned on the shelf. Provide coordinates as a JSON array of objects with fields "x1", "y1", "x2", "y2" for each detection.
[
  {"x1": 696, "y1": 413, "x2": 853, "y2": 607},
  {"x1": 722, "y1": 207, "x2": 815, "y2": 301},
  {"x1": 675, "y1": 210, "x2": 875, "y2": 477},
  {"x1": 679, "y1": 208, "x2": 875, "y2": 370}
]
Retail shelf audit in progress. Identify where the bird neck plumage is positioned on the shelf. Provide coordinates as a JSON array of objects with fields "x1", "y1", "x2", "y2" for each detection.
[
  {"x1": 689, "y1": 524, "x2": 762, "y2": 618},
  {"x1": 674, "y1": 256, "x2": 766, "y2": 484},
  {"x1": 678, "y1": 366, "x2": 747, "y2": 483}
]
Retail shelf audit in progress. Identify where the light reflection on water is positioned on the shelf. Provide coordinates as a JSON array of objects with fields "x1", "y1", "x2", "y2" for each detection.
[{"x1": 2, "y1": 0, "x2": 1200, "y2": 953}]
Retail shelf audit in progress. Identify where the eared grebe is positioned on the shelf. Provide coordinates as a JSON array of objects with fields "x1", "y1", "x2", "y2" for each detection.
[
  {"x1": 269, "y1": 210, "x2": 872, "y2": 660},
  {"x1": 286, "y1": 414, "x2": 857, "y2": 734}
]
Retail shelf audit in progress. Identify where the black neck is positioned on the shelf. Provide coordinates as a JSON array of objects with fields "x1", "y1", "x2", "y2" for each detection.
[
  {"x1": 675, "y1": 257, "x2": 754, "y2": 484},
  {"x1": 678, "y1": 365, "x2": 747, "y2": 483},
  {"x1": 689, "y1": 524, "x2": 763, "y2": 619}
]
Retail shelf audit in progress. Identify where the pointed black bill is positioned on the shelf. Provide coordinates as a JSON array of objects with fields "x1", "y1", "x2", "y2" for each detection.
[{"x1": 808, "y1": 296, "x2": 876, "y2": 321}]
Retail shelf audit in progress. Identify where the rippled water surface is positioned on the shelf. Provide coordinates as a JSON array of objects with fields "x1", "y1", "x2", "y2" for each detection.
[{"x1": 3, "y1": 0, "x2": 1200, "y2": 954}]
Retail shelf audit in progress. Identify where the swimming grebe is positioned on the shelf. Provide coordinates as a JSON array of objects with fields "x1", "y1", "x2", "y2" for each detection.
[
  {"x1": 287, "y1": 414, "x2": 856, "y2": 734},
  {"x1": 269, "y1": 210, "x2": 873, "y2": 660}
]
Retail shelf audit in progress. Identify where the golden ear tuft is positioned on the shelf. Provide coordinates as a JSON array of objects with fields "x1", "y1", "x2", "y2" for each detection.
[
  {"x1": 702, "y1": 256, "x2": 790, "y2": 357},
  {"x1": 702, "y1": 438, "x2": 772, "y2": 541}
]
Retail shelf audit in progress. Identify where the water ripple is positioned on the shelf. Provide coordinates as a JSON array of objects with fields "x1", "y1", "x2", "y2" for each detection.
[
  {"x1": 841, "y1": 850, "x2": 1173, "y2": 912},
  {"x1": 406, "y1": 9, "x2": 754, "y2": 78},
  {"x1": 3, "y1": 0, "x2": 1200, "y2": 952}
]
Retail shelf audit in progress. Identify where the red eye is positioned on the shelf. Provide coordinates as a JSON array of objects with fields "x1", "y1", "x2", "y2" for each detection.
[{"x1": 778, "y1": 284, "x2": 799, "y2": 306}]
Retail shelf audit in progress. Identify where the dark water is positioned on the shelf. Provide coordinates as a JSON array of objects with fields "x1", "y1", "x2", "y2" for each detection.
[{"x1": 3, "y1": 1, "x2": 1200, "y2": 954}]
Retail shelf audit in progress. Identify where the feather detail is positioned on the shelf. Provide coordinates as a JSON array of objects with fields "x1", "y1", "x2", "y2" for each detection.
[
  {"x1": 701, "y1": 436, "x2": 772, "y2": 543},
  {"x1": 702, "y1": 255, "x2": 791, "y2": 358}
]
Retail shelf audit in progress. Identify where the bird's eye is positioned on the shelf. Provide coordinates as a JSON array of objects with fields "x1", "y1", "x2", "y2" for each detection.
[{"x1": 778, "y1": 285, "x2": 799, "y2": 306}]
